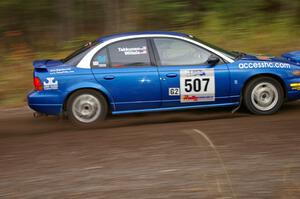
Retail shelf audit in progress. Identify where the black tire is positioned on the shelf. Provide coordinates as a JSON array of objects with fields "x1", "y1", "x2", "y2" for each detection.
[
  {"x1": 66, "y1": 89, "x2": 108, "y2": 126},
  {"x1": 243, "y1": 77, "x2": 284, "y2": 115}
]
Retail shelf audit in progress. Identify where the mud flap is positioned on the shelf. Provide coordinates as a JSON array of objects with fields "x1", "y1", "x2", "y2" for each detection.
[
  {"x1": 231, "y1": 96, "x2": 242, "y2": 114},
  {"x1": 33, "y1": 112, "x2": 47, "y2": 118}
]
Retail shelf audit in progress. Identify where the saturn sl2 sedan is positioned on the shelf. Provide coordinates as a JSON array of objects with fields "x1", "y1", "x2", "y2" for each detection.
[{"x1": 27, "y1": 31, "x2": 300, "y2": 125}]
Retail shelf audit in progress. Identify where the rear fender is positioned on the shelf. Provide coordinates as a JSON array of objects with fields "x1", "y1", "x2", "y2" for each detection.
[{"x1": 64, "y1": 82, "x2": 115, "y2": 111}]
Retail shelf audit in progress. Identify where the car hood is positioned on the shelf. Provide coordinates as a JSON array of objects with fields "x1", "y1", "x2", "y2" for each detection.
[
  {"x1": 282, "y1": 51, "x2": 300, "y2": 66},
  {"x1": 240, "y1": 51, "x2": 300, "y2": 66}
]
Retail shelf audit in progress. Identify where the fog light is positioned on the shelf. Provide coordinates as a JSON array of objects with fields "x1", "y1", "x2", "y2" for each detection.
[{"x1": 290, "y1": 83, "x2": 300, "y2": 90}]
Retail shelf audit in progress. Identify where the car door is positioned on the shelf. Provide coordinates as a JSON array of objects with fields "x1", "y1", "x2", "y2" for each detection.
[
  {"x1": 91, "y1": 38, "x2": 161, "y2": 112},
  {"x1": 152, "y1": 37, "x2": 230, "y2": 108}
]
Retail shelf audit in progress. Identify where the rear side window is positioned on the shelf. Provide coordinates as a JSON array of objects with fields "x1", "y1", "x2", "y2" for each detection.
[
  {"x1": 91, "y1": 48, "x2": 109, "y2": 68},
  {"x1": 153, "y1": 38, "x2": 212, "y2": 66},
  {"x1": 108, "y1": 39, "x2": 151, "y2": 68}
]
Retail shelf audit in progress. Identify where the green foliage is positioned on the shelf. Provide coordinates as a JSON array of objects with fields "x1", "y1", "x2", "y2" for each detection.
[{"x1": 0, "y1": 0, "x2": 299, "y2": 107}]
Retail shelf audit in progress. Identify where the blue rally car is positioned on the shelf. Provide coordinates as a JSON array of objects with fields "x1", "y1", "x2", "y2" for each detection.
[{"x1": 27, "y1": 31, "x2": 300, "y2": 125}]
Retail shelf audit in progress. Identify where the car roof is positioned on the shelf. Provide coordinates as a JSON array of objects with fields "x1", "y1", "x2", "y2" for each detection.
[{"x1": 96, "y1": 31, "x2": 189, "y2": 43}]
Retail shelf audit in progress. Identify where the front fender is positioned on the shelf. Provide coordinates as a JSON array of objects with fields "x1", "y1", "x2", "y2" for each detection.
[{"x1": 229, "y1": 61, "x2": 293, "y2": 97}]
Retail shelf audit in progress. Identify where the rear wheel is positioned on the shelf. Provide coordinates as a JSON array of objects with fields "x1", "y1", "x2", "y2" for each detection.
[
  {"x1": 66, "y1": 89, "x2": 108, "y2": 126},
  {"x1": 244, "y1": 77, "x2": 284, "y2": 115}
]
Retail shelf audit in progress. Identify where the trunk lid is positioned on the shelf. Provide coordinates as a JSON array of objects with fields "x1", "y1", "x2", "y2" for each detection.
[{"x1": 33, "y1": 59, "x2": 64, "y2": 71}]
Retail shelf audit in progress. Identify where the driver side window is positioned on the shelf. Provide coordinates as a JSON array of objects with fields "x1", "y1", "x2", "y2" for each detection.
[{"x1": 153, "y1": 38, "x2": 213, "y2": 66}]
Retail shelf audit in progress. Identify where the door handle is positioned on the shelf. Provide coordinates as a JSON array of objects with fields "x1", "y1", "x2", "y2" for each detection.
[
  {"x1": 166, "y1": 73, "x2": 177, "y2": 78},
  {"x1": 103, "y1": 75, "x2": 115, "y2": 80}
]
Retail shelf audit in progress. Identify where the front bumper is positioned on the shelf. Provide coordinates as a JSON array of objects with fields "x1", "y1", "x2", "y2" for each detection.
[
  {"x1": 27, "y1": 90, "x2": 63, "y2": 116},
  {"x1": 287, "y1": 90, "x2": 300, "y2": 101},
  {"x1": 287, "y1": 78, "x2": 300, "y2": 101}
]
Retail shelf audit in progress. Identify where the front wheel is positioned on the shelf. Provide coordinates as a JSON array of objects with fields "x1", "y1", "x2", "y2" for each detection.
[
  {"x1": 66, "y1": 90, "x2": 108, "y2": 126},
  {"x1": 244, "y1": 77, "x2": 284, "y2": 115}
]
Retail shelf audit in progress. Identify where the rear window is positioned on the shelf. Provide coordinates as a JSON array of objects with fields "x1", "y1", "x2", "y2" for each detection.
[{"x1": 62, "y1": 41, "x2": 99, "y2": 66}]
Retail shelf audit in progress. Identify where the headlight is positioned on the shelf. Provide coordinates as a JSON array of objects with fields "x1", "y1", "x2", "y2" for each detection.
[{"x1": 292, "y1": 70, "x2": 300, "y2": 76}]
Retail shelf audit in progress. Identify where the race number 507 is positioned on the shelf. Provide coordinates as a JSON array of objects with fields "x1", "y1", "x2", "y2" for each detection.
[{"x1": 184, "y1": 78, "x2": 210, "y2": 93}]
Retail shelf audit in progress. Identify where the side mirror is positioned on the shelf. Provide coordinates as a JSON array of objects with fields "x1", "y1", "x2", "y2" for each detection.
[{"x1": 207, "y1": 55, "x2": 220, "y2": 67}]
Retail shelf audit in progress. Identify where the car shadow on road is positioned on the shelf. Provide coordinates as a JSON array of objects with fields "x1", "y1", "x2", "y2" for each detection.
[
  {"x1": 0, "y1": 106, "x2": 249, "y2": 137},
  {"x1": 1, "y1": 101, "x2": 299, "y2": 137}
]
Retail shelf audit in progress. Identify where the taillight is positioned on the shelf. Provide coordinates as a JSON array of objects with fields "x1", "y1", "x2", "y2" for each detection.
[{"x1": 34, "y1": 77, "x2": 43, "y2": 91}]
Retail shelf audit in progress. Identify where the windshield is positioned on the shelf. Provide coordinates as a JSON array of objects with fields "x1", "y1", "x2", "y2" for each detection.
[
  {"x1": 190, "y1": 36, "x2": 240, "y2": 60},
  {"x1": 62, "y1": 40, "x2": 99, "y2": 66}
]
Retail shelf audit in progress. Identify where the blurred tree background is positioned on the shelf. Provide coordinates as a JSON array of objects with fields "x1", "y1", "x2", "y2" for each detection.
[{"x1": 0, "y1": 0, "x2": 299, "y2": 107}]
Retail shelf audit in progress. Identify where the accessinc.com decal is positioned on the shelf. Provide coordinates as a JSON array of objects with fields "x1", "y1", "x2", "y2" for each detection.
[{"x1": 239, "y1": 62, "x2": 291, "y2": 69}]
